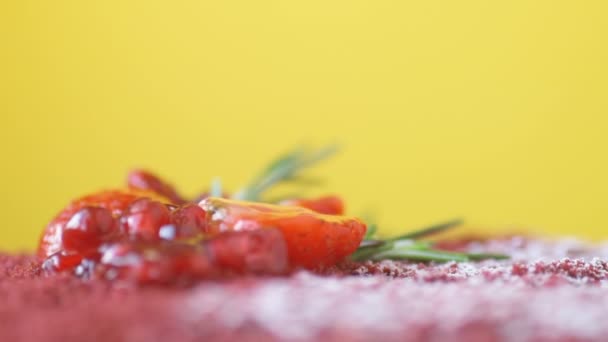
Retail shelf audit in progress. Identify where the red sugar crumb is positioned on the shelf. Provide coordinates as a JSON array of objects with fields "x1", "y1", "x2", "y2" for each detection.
[{"x1": 2, "y1": 237, "x2": 608, "y2": 341}]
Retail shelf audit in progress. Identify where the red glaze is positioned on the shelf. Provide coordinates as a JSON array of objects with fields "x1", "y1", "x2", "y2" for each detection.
[
  {"x1": 281, "y1": 195, "x2": 345, "y2": 215},
  {"x1": 200, "y1": 197, "x2": 366, "y2": 269},
  {"x1": 127, "y1": 169, "x2": 186, "y2": 204}
]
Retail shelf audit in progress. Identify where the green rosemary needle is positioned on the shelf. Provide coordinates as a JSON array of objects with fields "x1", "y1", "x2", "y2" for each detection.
[
  {"x1": 352, "y1": 219, "x2": 509, "y2": 263},
  {"x1": 234, "y1": 144, "x2": 339, "y2": 201},
  {"x1": 232, "y1": 145, "x2": 509, "y2": 263}
]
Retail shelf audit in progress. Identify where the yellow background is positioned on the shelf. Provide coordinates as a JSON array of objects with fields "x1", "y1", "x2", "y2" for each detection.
[{"x1": 1, "y1": 1, "x2": 607, "y2": 251}]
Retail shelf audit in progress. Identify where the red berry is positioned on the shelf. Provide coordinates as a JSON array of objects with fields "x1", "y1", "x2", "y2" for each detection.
[
  {"x1": 121, "y1": 199, "x2": 171, "y2": 241},
  {"x1": 170, "y1": 204, "x2": 207, "y2": 239},
  {"x1": 127, "y1": 169, "x2": 186, "y2": 204},
  {"x1": 62, "y1": 207, "x2": 117, "y2": 254}
]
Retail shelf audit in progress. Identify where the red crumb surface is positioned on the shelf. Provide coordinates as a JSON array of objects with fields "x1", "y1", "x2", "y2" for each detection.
[{"x1": 3, "y1": 237, "x2": 608, "y2": 342}]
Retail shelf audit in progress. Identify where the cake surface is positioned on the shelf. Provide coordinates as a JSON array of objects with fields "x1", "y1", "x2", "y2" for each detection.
[{"x1": 3, "y1": 237, "x2": 608, "y2": 342}]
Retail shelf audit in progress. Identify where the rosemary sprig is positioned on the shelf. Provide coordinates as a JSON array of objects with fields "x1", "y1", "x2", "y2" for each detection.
[
  {"x1": 370, "y1": 248, "x2": 470, "y2": 262},
  {"x1": 231, "y1": 146, "x2": 509, "y2": 263},
  {"x1": 352, "y1": 219, "x2": 509, "y2": 262},
  {"x1": 234, "y1": 144, "x2": 339, "y2": 201},
  {"x1": 387, "y1": 218, "x2": 463, "y2": 241}
]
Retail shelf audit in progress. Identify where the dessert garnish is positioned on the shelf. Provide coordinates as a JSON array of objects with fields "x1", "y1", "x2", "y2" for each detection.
[
  {"x1": 353, "y1": 219, "x2": 509, "y2": 262},
  {"x1": 37, "y1": 145, "x2": 507, "y2": 285}
]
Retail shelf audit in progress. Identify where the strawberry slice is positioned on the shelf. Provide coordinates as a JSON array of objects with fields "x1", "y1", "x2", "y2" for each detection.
[{"x1": 200, "y1": 197, "x2": 366, "y2": 269}]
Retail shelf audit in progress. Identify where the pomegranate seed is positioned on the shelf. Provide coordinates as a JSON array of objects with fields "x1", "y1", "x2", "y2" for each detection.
[
  {"x1": 62, "y1": 207, "x2": 117, "y2": 254},
  {"x1": 121, "y1": 199, "x2": 171, "y2": 241},
  {"x1": 170, "y1": 204, "x2": 207, "y2": 238}
]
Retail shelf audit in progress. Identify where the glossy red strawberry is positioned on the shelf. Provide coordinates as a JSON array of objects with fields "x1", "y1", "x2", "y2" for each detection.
[{"x1": 200, "y1": 197, "x2": 366, "y2": 269}]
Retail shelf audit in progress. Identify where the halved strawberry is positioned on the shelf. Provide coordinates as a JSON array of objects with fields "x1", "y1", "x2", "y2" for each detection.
[{"x1": 200, "y1": 197, "x2": 366, "y2": 269}]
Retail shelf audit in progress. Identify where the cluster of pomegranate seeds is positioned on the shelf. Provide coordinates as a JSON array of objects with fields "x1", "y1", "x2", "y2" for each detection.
[
  {"x1": 92, "y1": 229, "x2": 287, "y2": 285},
  {"x1": 39, "y1": 172, "x2": 294, "y2": 285},
  {"x1": 37, "y1": 158, "x2": 377, "y2": 286}
]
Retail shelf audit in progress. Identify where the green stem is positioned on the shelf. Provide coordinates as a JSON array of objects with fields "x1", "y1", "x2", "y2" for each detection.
[
  {"x1": 370, "y1": 248, "x2": 470, "y2": 262},
  {"x1": 236, "y1": 144, "x2": 339, "y2": 201},
  {"x1": 388, "y1": 218, "x2": 463, "y2": 241}
]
